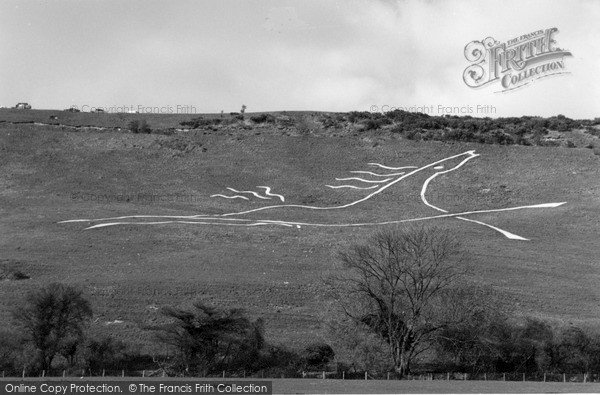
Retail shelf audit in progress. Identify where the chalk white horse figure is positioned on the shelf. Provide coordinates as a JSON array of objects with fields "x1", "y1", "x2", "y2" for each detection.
[{"x1": 60, "y1": 150, "x2": 565, "y2": 240}]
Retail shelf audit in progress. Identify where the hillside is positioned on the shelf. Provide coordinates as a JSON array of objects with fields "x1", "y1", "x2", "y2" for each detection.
[{"x1": 1, "y1": 109, "x2": 600, "y2": 351}]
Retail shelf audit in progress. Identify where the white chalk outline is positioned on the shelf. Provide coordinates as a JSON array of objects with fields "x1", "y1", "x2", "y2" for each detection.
[
  {"x1": 210, "y1": 194, "x2": 249, "y2": 200},
  {"x1": 60, "y1": 150, "x2": 567, "y2": 240},
  {"x1": 368, "y1": 163, "x2": 418, "y2": 170},
  {"x1": 334, "y1": 177, "x2": 392, "y2": 183},
  {"x1": 211, "y1": 186, "x2": 286, "y2": 202},
  {"x1": 226, "y1": 187, "x2": 272, "y2": 200},
  {"x1": 419, "y1": 154, "x2": 529, "y2": 240},
  {"x1": 78, "y1": 203, "x2": 566, "y2": 230},
  {"x1": 217, "y1": 151, "x2": 481, "y2": 216},
  {"x1": 350, "y1": 171, "x2": 405, "y2": 177},
  {"x1": 257, "y1": 186, "x2": 285, "y2": 202},
  {"x1": 326, "y1": 185, "x2": 379, "y2": 190}
]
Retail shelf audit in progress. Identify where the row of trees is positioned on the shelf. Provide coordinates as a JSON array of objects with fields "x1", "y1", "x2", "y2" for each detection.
[
  {"x1": 326, "y1": 227, "x2": 600, "y2": 375},
  {"x1": 436, "y1": 315, "x2": 600, "y2": 374},
  {"x1": 1, "y1": 284, "x2": 331, "y2": 376},
  {"x1": 0, "y1": 283, "x2": 141, "y2": 374},
  {"x1": 2, "y1": 226, "x2": 599, "y2": 377}
]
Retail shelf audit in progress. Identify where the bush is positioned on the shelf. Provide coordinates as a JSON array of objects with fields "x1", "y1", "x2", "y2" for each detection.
[
  {"x1": 361, "y1": 117, "x2": 391, "y2": 131},
  {"x1": 320, "y1": 114, "x2": 343, "y2": 129},
  {"x1": 254, "y1": 344, "x2": 304, "y2": 374},
  {"x1": 404, "y1": 129, "x2": 424, "y2": 141},
  {"x1": 302, "y1": 343, "x2": 335, "y2": 369},
  {"x1": 154, "y1": 302, "x2": 266, "y2": 375},
  {"x1": 515, "y1": 135, "x2": 531, "y2": 146},
  {"x1": 0, "y1": 330, "x2": 24, "y2": 375},
  {"x1": 274, "y1": 116, "x2": 294, "y2": 127},
  {"x1": 250, "y1": 114, "x2": 275, "y2": 124},
  {"x1": 128, "y1": 120, "x2": 140, "y2": 133},
  {"x1": 128, "y1": 120, "x2": 151, "y2": 134},
  {"x1": 83, "y1": 336, "x2": 128, "y2": 371},
  {"x1": 584, "y1": 126, "x2": 600, "y2": 137},
  {"x1": 347, "y1": 111, "x2": 373, "y2": 123},
  {"x1": 546, "y1": 115, "x2": 578, "y2": 132},
  {"x1": 0, "y1": 264, "x2": 29, "y2": 280},
  {"x1": 325, "y1": 315, "x2": 389, "y2": 372},
  {"x1": 442, "y1": 129, "x2": 474, "y2": 142},
  {"x1": 296, "y1": 118, "x2": 311, "y2": 135}
]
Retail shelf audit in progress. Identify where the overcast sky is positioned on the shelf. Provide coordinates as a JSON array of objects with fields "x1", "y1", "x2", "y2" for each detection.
[{"x1": 1, "y1": 0, "x2": 598, "y2": 118}]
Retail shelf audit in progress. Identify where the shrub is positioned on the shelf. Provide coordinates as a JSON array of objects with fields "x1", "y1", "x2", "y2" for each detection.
[
  {"x1": 319, "y1": 114, "x2": 347, "y2": 129},
  {"x1": 514, "y1": 126, "x2": 529, "y2": 137},
  {"x1": 250, "y1": 114, "x2": 275, "y2": 124},
  {"x1": 325, "y1": 315, "x2": 391, "y2": 372},
  {"x1": 139, "y1": 120, "x2": 151, "y2": 134},
  {"x1": 296, "y1": 118, "x2": 311, "y2": 135},
  {"x1": 180, "y1": 117, "x2": 223, "y2": 129},
  {"x1": 361, "y1": 117, "x2": 391, "y2": 131},
  {"x1": 302, "y1": 343, "x2": 335, "y2": 369},
  {"x1": 389, "y1": 124, "x2": 405, "y2": 133},
  {"x1": 320, "y1": 115, "x2": 341, "y2": 129},
  {"x1": 362, "y1": 119, "x2": 379, "y2": 131},
  {"x1": 275, "y1": 116, "x2": 295, "y2": 127},
  {"x1": 515, "y1": 135, "x2": 531, "y2": 146},
  {"x1": 546, "y1": 114, "x2": 578, "y2": 132},
  {"x1": 128, "y1": 120, "x2": 140, "y2": 133},
  {"x1": 584, "y1": 126, "x2": 600, "y2": 137},
  {"x1": 0, "y1": 264, "x2": 29, "y2": 280},
  {"x1": 83, "y1": 336, "x2": 128, "y2": 371},
  {"x1": 347, "y1": 111, "x2": 373, "y2": 123},
  {"x1": 256, "y1": 344, "x2": 304, "y2": 373},
  {"x1": 404, "y1": 129, "x2": 422, "y2": 141},
  {"x1": 0, "y1": 330, "x2": 23, "y2": 375},
  {"x1": 154, "y1": 302, "x2": 265, "y2": 375},
  {"x1": 128, "y1": 120, "x2": 152, "y2": 134}
]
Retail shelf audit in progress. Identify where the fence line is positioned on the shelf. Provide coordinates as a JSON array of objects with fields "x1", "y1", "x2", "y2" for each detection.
[{"x1": 2, "y1": 369, "x2": 599, "y2": 383}]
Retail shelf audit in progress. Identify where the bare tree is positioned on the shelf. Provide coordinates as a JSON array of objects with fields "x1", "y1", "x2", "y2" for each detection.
[
  {"x1": 328, "y1": 225, "x2": 475, "y2": 375},
  {"x1": 13, "y1": 283, "x2": 92, "y2": 372}
]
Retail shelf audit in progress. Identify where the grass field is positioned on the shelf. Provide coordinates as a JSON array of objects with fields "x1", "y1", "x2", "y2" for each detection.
[
  {"x1": 271, "y1": 379, "x2": 600, "y2": 394},
  {"x1": 1, "y1": 110, "x2": 600, "y2": 351}
]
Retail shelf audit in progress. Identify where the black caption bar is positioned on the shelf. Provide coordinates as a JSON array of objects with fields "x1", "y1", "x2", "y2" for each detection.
[{"x1": 0, "y1": 380, "x2": 272, "y2": 395}]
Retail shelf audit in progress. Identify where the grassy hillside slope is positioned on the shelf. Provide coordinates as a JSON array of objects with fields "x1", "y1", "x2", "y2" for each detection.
[{"x1": 1, "y1": 111, "x2": 599, "y2": 351}]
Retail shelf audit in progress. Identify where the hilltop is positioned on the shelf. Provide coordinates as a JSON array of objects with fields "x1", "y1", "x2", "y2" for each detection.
[{"x1": 1, "y1": 108, "x2": 599, "y2": 148}]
